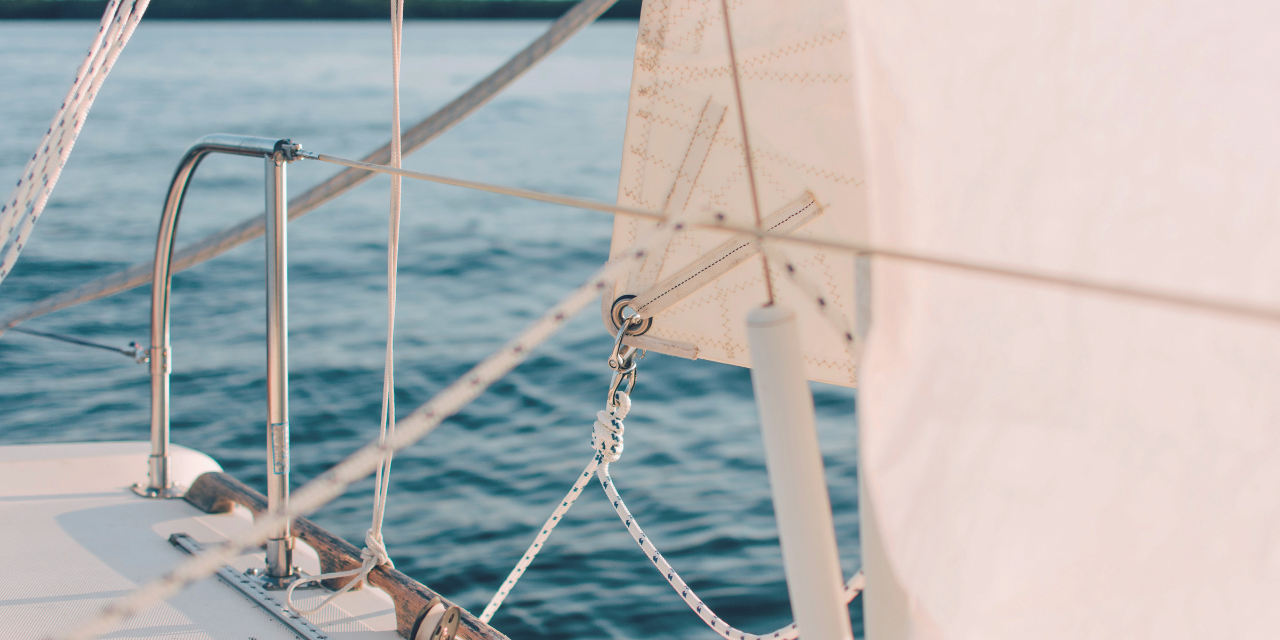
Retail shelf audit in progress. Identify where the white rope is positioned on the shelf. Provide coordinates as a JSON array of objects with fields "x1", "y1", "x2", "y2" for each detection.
[
  {"x1": 598, "y1": 461, "x2": 863, "y2": 640},
  {"x1": 371, "y1": 0, "x2": 406, "y2": 578},
  {"x1": 480, "y1": 388, "x2": 863, "y2": 638},
  {"x1": 478, "y1": 392, "x2": 632, "y2": 623},
  {"x1": 588, "y1": 401, "x2": 862, "y2": 640},
  {"x1": 0, "y1": 0, "x2": 150, "y2": 289},
  {"x1": 286, "y1": 0, "x2": 404, "y2": 615},
  {"x1": 284, "y1": 529, "x2": 395, "y2": 613}
]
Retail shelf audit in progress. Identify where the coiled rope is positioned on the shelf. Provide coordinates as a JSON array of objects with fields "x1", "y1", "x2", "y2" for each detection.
[
  {"x1": 479, "y1": 389, "x2": 864, "y2": 639},
  {"x1": 286, "y1": 0, "x2": 405, "y2": 614}
]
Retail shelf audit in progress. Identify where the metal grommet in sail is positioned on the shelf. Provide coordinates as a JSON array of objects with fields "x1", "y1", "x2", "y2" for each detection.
[{"x1": 610, "y1": 295, "x2": 652, "y2": 337}]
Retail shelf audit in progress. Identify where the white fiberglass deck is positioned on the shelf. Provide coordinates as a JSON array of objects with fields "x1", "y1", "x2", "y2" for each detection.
[{"x1": 0, "y1": 441, "x2": 400, "y2": 640}]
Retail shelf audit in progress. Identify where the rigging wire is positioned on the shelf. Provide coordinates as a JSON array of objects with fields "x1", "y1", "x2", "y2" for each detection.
[
  {"x1": 373, "y1": 0, "x2": 406, "y2": 574},
  {"x1": 30, "y1": 145, "x2": 1271, "y2": 360},
  {"x1": 305, "y1": 151, "x2": 1280, "y2": 328},
  {"x1": 6, "y1": 325, "x2": 144, "y2": 361},
  {"x1": 718, "y1": 0, "x2": 774, "y2": 306},
  {"x1": 0, "y1": 0, "x2": 151, "y2": 289},
  {"x1": 305, "y1": 151, "x2": 659, "y2": 218}
]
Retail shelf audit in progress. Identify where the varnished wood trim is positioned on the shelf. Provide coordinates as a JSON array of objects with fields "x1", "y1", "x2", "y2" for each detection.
[{"x1": 185, "y1": 471, "x2": 510, "y2": 640}]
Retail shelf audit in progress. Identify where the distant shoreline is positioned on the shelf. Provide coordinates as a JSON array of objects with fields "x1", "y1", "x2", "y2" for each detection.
[{"x1": 0, "y1": 0, "x2": 642, "y2": 20}]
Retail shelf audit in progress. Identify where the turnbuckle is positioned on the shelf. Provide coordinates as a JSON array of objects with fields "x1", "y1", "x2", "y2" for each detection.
[{"x1": 607, "y1": 315, "x2": 644, "y2": 408}]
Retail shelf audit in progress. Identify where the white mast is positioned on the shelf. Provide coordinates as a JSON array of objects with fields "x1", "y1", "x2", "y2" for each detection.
[{"x1": 748, "y1": 304, "x2": 855, "y2": 640}]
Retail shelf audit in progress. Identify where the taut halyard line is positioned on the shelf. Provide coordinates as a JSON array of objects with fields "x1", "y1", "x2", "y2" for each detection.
[
  {"x1": 15, "y1": 145, "x2": 1280, "y2": 364},
  {"x1": 307, "y1": 152, "x2": 662, "y2": 218},
  {"x1": 307, "y1": 151, "x2": 1280, "y2": 327},
  {"x1": 718, "y1": 0, "x2": 775, "y2": 306}
]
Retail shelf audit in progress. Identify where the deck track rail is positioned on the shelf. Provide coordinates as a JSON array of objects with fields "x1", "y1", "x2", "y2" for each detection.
[{"x1": 184, "y1": 471, "x2": 510, "y2": 640}]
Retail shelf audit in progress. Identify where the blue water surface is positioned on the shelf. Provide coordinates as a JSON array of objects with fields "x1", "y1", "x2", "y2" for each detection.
[{"x1": 0, "y1": 19, "x2": 861, "y2": 640}]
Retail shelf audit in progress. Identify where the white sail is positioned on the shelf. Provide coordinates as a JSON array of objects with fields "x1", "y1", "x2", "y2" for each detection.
[
  {"x1": 605, "y1": 0, "x2": 867, "y2": 387},
  {"x1": 849, "y1": 1, "x2": 1280, "y2": 637}
]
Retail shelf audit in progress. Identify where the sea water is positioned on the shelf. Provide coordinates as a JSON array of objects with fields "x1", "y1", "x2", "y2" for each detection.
[{"x1": 0, "y1": 20, "x2": 861, "y2": 639}]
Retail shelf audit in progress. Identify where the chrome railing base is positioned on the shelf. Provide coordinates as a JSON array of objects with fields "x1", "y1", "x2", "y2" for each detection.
[{"x1": 131, "y1": 482, "x2": 186, "y2": 499}]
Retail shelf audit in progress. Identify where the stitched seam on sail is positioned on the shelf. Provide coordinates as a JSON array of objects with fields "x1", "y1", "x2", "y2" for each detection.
[{"x1": 637, "y1": 198, "x2": 816, "y2": 313}]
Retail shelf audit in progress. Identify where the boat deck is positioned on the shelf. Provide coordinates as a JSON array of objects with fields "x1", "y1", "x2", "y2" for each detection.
[{"x1": 0, "y1": 441, "x2": 400, "y2": 640}]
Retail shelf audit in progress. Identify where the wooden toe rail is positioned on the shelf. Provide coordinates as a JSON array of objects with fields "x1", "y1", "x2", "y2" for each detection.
[{"x1": 185, "y1": 471, "x2": 509, "y2": 640}]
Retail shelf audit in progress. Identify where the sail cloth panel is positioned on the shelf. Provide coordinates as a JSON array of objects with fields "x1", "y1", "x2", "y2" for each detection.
[
  {"x1": 850, "y1": 1, "x2": 1280, "y2": 638},
  {"x1": 605, "y1": 0, "x2": 867, "y2": 387}
]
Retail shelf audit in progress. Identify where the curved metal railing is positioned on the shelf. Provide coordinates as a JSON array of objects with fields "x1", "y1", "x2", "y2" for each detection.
[{"x1": 138, "y1": 133, "x2": 303, "y2": 579}]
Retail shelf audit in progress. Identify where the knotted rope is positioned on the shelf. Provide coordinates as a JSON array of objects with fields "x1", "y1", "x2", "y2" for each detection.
[
  {"x1": 592, "y1": 391, "x2": 629, "y2": 462},
  {"x1": 478, "y1": 392, "x2": 631, "y2": 623},
  {"x1": 285, "y1": 528, "x2": 396, "y2": 613},
  {"x1": 480, "y1": 388, "x2": 863, "y2": 639}
]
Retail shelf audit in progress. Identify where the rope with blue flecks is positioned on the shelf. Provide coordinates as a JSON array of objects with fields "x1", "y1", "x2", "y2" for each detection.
[
  {"x1": 478, "y1": 391, "x2": 633, "y2": 623},
  {"x1": 0, "y1": 0, "x2": 150, "y2": 288},
  {"x1": 479, "y1": 389, "x2": 864, "y2": 639},
  {"x1": 599, "y1": 456, "x2": 865, "y2": 640}
]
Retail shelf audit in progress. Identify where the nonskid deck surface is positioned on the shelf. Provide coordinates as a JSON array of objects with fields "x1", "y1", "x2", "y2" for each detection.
[{"x1": 0, "y1": 441, "x2": 400, "y2": 640}]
